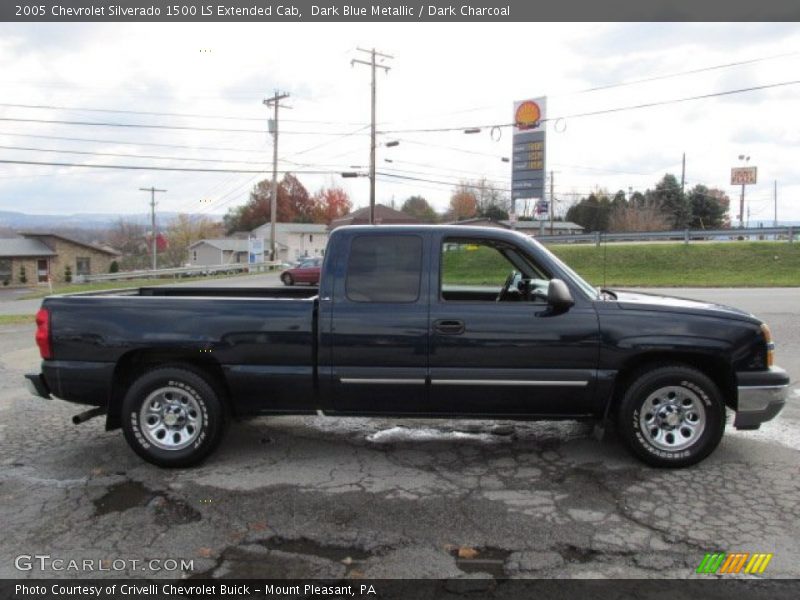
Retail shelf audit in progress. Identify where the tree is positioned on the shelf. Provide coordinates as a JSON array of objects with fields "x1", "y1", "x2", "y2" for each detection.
[
  {"x1": 566, "y1": 192, "x2": 612, "y2": 232},
  {"x1": 163, "y1": 214, "x2": 224, "y2": 268},
  {"x1": 223, "y1": 173, "x2": 313, "y2": 232},
  {"x1": 311, "y1": 186, "x2": 352, "y2": 224},
  {"x1": 609, "y1": 203, "x2": 671, "y2": 232},
  {"x1": 449, "y1": 188, "x2": 478, "y2": 221},
  {"x1": 401, "y1": 196, "x2": 438, "y2": 223},
  {"x1": 481, "y1": 204, "x2": 509, "y2": 221},
  {"x1": 688, "y1": 185, "x2": 730, "y2": 229},
  {"x1": 649, "y1": 173, "x2": 690, "y2": 228},
  {"x1": 470, "y1": 178, "x2": 510, "y2": 215},
  {"x1": 106, "y1": 219, "x2": 149, "y2": 271}
]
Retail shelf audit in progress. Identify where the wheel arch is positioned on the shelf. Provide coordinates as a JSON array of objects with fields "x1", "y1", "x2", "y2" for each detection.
[
  {"x1": 105, "y1": 348, "x2": 231, "y2": 431},
  {"x1": 606, "y1": 351, "x2": 737, "y2": 419}
]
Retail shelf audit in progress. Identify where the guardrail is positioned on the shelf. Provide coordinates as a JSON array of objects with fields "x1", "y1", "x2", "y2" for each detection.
[
  {"x1": 77, "y1": 261, "x2": 282, "y2": 283},
  {"x1": 532, "y1": 226, "x2": 796, "y2": 246}
]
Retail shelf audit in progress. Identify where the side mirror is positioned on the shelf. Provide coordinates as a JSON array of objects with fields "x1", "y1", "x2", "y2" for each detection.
[{"x1": 547, "y1": 279, "x2": 574, "y2": 311}]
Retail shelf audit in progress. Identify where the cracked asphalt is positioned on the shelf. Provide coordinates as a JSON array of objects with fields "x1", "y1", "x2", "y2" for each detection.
[{"x1": 0, "y1": 287, "x2": 798, "y2": 580}]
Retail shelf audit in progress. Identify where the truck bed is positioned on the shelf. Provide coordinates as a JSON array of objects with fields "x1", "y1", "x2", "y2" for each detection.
[{"x1": 39, "y1": 287, "x2": 320, "y2": 413}]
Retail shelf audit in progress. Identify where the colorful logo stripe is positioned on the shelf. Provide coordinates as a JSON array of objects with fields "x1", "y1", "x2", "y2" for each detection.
[{"x1": 697, "y1": 553, "x2": 773, "y2": 574}]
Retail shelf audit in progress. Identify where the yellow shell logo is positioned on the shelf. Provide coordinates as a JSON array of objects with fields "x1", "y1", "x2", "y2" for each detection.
[{"x1": 515, "y1": 101, "x2": 542, "y2": 130}]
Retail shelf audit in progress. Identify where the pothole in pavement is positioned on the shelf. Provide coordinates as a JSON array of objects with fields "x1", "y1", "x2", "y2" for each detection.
[
  {"x1": 262, "y1": 536, "x2": 371, "y2": 565},
  {"x1": 93, "y1": 480, "x2": 201, "y2": 525},
  {"x1": 450, "y1": 546, "x2": 512, "y2": 578},
  {"x1": 192, "y1": 537, "x2": 373, "y2": 579}
]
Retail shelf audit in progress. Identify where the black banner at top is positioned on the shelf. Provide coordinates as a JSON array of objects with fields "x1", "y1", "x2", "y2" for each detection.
[{"x1": 2, "y1": 0, "x2": 800, "y2": 22}]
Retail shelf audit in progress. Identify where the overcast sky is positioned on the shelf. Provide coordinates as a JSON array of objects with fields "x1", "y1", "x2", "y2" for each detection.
[{"x1": 0, "y1": 22, "x2": 798, "y2": 223}]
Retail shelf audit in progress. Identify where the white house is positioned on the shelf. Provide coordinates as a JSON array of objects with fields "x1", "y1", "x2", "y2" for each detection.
[
  {"x1": 188, "y1": 239, "x2": 250, "y2": 266},
  {"x1": 250, "y1": 222, "x2": 328, "y2": 262}
]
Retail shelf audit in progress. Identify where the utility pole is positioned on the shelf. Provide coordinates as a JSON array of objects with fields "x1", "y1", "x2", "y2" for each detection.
[
  {"x1": 352, "y1": 47, "x2": 393, "y2": 224},
  {"x1": 549, "y1": 170, "x2": 555, "y2": 235},
  {"x1": 774, "y1": 180, "x2": 778, "y2": 227},
  {"x1": 263, "y1": 91, "x2": 290, "y2": 262},
  {"x1": 680, "y1": 152, "x2": 686, "y2": 195},
  {"x1": 139, "y1": 187, "x2": 166, "y2": 271}
]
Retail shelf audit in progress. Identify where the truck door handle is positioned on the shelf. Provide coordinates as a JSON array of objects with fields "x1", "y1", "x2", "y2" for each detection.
[{"x1": 434, "y1": 319, "x2": 465, "y2": 335}]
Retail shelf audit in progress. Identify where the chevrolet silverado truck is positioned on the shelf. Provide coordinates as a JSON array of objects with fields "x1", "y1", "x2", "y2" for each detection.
[{"x1": 25, "y1": 225, "x2": 790, "y2": 468}]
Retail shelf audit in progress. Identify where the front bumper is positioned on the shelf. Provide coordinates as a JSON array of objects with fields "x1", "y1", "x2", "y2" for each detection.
[{"x1": 734, "y1": 366, "x2": 791, "y2": 430}]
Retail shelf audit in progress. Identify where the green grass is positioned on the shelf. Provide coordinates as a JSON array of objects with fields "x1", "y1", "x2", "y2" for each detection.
[
  {"x1": 443, "y1": 242, "x2": 800, "y2": 287},
  {"x1": 0, "y1": 314, "x2": 35, "y2": 326}
]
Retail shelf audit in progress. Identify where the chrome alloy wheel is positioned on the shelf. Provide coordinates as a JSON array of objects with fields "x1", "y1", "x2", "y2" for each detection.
[
  {"x1": 639, "y1": 385, "x2": 706, "y2": 452},
  {"x1": 139, "y1": 386, "x2": 203, "y2": 451}
]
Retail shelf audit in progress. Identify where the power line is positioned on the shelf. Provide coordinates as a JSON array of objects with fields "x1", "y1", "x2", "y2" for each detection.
[
  {"x1": 375, "y1": 50, "x2": 800, "y2": 127},
  {"x1": 568, "y1": 50, "x2": 800, "y2": 95},
  {"x1": 377, "y1": 171, "x2": 512, "y2": 193},
  {"x1": 0, "y1": 116, "x2": 369, "y2": 136},
  {"x1": 378, "y1": 78, "x2": 800, "y2": 134},
  {"x1": 0, "y1": 130, "x2": 270, "y2": 154},
  {"x1": 0, "y1": 144, "x2": 272, "y2": 165},
  {"x1": 0, "y1": 101, "x2": 368, "y2": 126},
  {"x1": 0, "y1": 158, "x2": 338, "y2": 174}
]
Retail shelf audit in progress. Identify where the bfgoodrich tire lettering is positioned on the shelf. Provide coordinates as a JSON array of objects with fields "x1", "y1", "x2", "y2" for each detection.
[
  {"x1": 617, "y1": 365, "x2": 725, "y2": 468},
  {"x1": 121, "y1": 366, "x2": 226, "y2": 468}
]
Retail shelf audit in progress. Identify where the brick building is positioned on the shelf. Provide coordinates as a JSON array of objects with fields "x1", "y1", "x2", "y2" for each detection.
[{"x1": 0, "y1": 233, "x2": 120, "y2": 286}]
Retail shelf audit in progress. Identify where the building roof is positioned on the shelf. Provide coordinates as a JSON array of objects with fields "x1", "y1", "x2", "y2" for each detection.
[
  {"x1": 189, "y1": 239, "x2": 250, "y2": 252},
  {"x1": 18, "y1": 232, "x2": 121, "y2": 256},
  {"x1": 251, "y1": 222, "x2": 329, "y2": 237},
  {"x1": 450, "y1": 218, "x2": 510, "y2": 228},
  {"x1": 330, "y1": 204, "x2": 420, "y2": 229},
  {"x1": 190, "y1": 238, "x2": 287, "y2": 251},
  {"x1": 0, "y1": 237, "x2": 57, "y2": 258}
]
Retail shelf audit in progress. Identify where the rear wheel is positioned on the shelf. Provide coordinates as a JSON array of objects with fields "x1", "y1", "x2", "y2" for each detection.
[
  {"x1": 617, "y1": 365, "x2": 725, "y2": 468},
  {"x1": 282, "y1": 273, "x2": 294, "y2": 286},
  {"x1": 121, "y1": 366, "x2": 226, "y2": 468}
]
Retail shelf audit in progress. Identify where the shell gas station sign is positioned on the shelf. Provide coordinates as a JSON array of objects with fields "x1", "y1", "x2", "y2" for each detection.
[{"x1": 511, "y1": 97, "x2": 547, "y2": 206}]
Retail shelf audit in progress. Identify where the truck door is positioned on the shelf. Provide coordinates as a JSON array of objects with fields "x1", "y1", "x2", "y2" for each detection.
[
  {"x1": 428, "y1": 234, "x2": 599, "y2": 416},
  {"x1": 327, "y1": 232, "x2": 430, "y2": 413}
]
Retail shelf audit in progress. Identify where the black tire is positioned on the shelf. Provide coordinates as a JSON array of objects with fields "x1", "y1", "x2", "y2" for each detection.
[
  {"x1": 282, "y1": 273, "x2": 294, "y2": 286},
  {"x1": 121, "y1": 366, "x2": 227, "y2": 468},
  {"x1": 617, "y1": 365, "x2": 725, "y2": 468}
]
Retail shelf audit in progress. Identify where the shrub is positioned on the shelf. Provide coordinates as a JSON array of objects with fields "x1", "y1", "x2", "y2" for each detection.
[
  {"x1": 109, "y1": 261, "x2": 119, "y2": 273},
  {"x1": 64, "y1": 265, "x2": 72, "y2": 283},
  {"x1": 19, "y1": 265, "x2": 27, "y2": 284}
]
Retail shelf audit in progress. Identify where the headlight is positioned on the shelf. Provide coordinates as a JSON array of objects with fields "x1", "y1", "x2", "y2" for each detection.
[{"x1": 761, "y1": 323, "x2": 774, "y2": 367}]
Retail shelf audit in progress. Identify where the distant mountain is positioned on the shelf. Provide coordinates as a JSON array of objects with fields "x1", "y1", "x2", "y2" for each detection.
[{"x1": 0, "y1": 211, "x2": 223, "y2": 230}]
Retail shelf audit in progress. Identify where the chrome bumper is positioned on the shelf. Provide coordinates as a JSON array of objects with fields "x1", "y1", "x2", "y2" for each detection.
[{"x1": 734, "y1": 367, "x2": 790, "y2": 430}]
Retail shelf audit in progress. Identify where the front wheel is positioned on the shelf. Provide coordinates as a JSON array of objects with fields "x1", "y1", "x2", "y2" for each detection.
[
  {"x1": 282, "y1": 273, "x2": 294, "y2": 286},
  {"x1": 617, "y1": 365, "x2": 725, "y2": 468},
  {"x1": 121, "y1": 366, "x2": 227, "y2": 468}
]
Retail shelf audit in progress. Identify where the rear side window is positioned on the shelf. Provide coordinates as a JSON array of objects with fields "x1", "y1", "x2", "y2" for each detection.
[{"x1": 346, "y1": 235, "x2": 423, "y2": 302}]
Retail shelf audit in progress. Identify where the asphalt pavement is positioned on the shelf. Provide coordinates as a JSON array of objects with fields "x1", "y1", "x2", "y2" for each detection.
[{"x1": 0, "y1": 284, "x2": 797, "y2": 579}]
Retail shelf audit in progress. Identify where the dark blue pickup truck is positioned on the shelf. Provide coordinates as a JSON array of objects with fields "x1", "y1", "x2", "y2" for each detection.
[{"x1": 26, "y1": 225, "x2": 789, "y2": 468}]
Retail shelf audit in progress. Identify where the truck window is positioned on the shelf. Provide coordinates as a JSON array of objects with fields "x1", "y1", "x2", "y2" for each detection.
[
  {"x1": 346, "y1": 235, "x2": 423, "y2": 303},
  {"x1": 440, "y1": 238, "x2": 550, "y2": 302}
]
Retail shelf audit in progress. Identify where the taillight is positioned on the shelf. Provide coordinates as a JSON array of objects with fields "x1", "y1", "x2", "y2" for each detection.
[
  {"x1": 761, "y1": 323, "x2": 774, "y2": 368},
  {"x1": 35, "y1": 308, "x2": 52, "y2": 359}
]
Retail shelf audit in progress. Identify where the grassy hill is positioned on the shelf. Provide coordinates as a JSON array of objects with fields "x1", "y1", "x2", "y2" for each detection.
[{"x1": 443, "y1": 242, "x2": 800, "y2": 287}]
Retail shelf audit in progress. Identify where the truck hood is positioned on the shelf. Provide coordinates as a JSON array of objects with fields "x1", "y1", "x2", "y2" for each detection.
[{"x1": 610, "y1": 290, "x2": 759, "y2": 323}]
